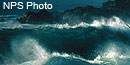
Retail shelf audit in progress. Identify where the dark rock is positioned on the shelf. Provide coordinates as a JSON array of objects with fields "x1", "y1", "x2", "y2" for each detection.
[
  {"x1": 17, "y1": 0, "x2": 130, "y2": 24},
  {"x1": 17, "y1": 9, "x2": 57, "y2": 24},
  {"x1": 17, "y1": 12, "x2": 35, "y2": 23}
]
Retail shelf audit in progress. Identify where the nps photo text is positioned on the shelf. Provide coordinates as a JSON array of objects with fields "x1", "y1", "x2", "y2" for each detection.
[{"x1": 3, "y1": 2, "x2": 53, "y2": 10}]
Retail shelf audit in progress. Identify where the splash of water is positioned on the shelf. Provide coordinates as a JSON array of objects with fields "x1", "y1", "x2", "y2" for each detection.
[
  {"x1": 93, "y1": 42, "x2": 130, "y2": 65},
  {"x1": 8, "y1": 37, "x2": 50, "y2": 65},
  {"x1": 3, "y1": 37, "x2": 107, "y2": 65},
  {"x1": 3, "y1": 37, "x2": 130, "y2": 65},
  {"x1": 0, "y1": 16, "x2": 129, "y2": 30}
]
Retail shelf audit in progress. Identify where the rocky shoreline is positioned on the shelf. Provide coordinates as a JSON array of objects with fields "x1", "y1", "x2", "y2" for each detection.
[{"x1": 17, "y1": 0, "x2": 130, "y2": 24}]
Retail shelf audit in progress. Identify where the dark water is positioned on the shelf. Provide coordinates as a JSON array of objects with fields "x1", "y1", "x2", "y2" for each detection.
[{"x1": 0, "y1": 16, "x2": 130, "y2": 65}]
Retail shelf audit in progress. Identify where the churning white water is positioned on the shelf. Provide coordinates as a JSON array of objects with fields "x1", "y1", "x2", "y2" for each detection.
[
  {"x1": 1, "y1": 35, "x2": 130, "y2": 65},
  {"x1": 1, "y1": 16, "x2": 130, "y2": 65},
  {"x1": 0, "y1": 16, "x2": 129, "y2": 30}
]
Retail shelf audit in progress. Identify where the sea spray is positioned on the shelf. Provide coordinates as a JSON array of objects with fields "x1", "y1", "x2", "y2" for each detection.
[
  {"x1": 9, "y1": 37, "x2": 51, "y2": 65},
  {"x1": 0, "y1": 16, "x2": 129, "y2": 30},
  {"x1": 94, "y1": 42, "x2": 130, "y2": 65},
  {"x1": 3, "y1": 36, "x2": 110, "y2": 65},
  {"x1": 0, "y1": 16, "x2": 130, "y2": 65}
]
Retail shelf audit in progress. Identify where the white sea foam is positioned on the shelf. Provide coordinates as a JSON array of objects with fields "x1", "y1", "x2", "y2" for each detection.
[
  {"x1": 0, "y1": 16, "x2": 129, "y2": 30},
  {"x1": 93, "y1": 42, "x2": 130, "y2": 65},
  {"x1": 2, "y1": 37, "x2": 130, "y2": 65},
  {"x1": 9, "y1": 37, "x2": 51, "y2": 65},
  {"x1": 2, "y1": 37, "x2": 108, "y2": 65}
]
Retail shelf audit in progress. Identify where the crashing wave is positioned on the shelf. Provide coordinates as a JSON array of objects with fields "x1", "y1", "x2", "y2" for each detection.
[
  {"x1": 93, "y1": 42, "x2": 130, "y2": 65},
  {"x1": 2, "y1": 37, "x2": 130, "y2": 65},
  {"x1": 2, "y1": 37, "x2": 107, "y2": 65},
  {"x1": 0, "y1": 16, "x2": 129, "y2": 30}
]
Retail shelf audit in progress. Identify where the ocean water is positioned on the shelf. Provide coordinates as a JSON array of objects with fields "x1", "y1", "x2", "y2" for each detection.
[{"x1": 0, "y1": 16, "x2": 130, "y2": 65}]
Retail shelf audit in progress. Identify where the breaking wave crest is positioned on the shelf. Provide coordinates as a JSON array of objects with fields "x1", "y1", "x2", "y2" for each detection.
[
  {"x1": 94, "y1": 41, "x2": 130, "y2": 65},
  {"x1": 2, "y1": 37, "x2": 130, "y2": 65},
  {"x1": 0, "y1": 16, "x2": 129, "y2": 30},
  {"x1": 0, "y1": 16, "x2": 130, "y2": 65}
]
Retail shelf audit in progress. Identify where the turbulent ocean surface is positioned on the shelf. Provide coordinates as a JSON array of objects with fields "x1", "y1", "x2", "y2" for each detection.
[{"x1": 0, "y1": 15, "x2": 130, "y2": 65}]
